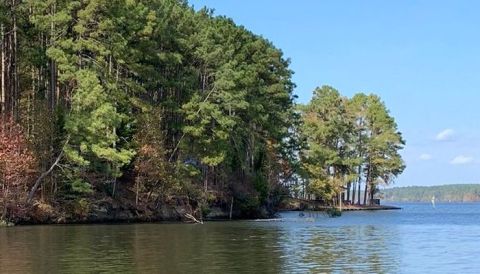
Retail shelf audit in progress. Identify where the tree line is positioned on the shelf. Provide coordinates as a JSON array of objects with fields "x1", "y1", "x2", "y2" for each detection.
[
  {"x1": 382, "y1": 184, "x2": 480, "y2": 203},
  {"x1": 0, "y1": 0, "x2": 404, "y2": 223}
]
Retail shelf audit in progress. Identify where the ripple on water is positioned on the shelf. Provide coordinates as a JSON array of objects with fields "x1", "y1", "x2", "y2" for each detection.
[{"x1": 0, "y1": 203, "x2": 479, "y2": 273}]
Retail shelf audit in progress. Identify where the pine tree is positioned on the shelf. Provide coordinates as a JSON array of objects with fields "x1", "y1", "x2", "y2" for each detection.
[
  {"x1": 300, "y1": 86, "x2": 355, "y2": 204},
  {"x1": 362, "y1": 95, "x2": 405, "y2": 205}
]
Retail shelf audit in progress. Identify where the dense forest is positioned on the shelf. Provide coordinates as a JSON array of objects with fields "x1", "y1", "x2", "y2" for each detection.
[
  {"x1": 381, "y1": 184, "x2": 480, "y2": 202},
  {"x1": 0, "y1": 0, "x2": 405, "y2": 224}
]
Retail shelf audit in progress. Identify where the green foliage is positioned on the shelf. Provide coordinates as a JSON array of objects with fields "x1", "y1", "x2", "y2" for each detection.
[
  {"x1": 300, "y1": 87, "x2": 405, "y2": 204},
  {"x1": 70, "y1": 179, "x2": 94, "y2": 195},
  {"x1": 64, "y1": 69, "x2": 135, "y2": 180},
  {"x1": 300, "y1": 86, "x2": 356, "y2": 201},
  {"x1": 2, "y1": 0, "x2": 406, "y2": 223},
  {"x1": 253, "y1": 172, "x2": 269, "y2": 202},
  {"x1": 73, "y1": 198, "x2": 91, "y2": 218},
  {"x1": 236, "y1": 195, "x2": 262, "y2": 218},
  {"x1": 362, "y1": 95, "x2": 405, "y2": 200},
  {"x1": 381, "y1": 184, "x2": 480, "y2": 202}
]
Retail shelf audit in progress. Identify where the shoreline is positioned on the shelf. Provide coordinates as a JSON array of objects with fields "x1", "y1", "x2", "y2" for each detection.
[
  {"x1": 0, "y1": 206, "x2": 276, "y2": 227},
  {"x1": 341, "y1": 204, "x2": 401, "y2": 211},
  {"x1": 279, "y1": 205, "x2": 402, "y2": 212},
  {"x1": 1, "y1": 206, "x2": 400, "y2": 227},
  {"x1": 279, "y1": 198, "x2": 402, "y2": 212},
  {"x1": 1, "y1": 216, "x2": 276, "y2": 227},
  {"x1": 1, "y1": 200, "x2": 403, "y2": 227}
]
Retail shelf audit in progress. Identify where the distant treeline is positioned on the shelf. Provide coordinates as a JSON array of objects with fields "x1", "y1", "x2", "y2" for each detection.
[{"x1": 380, "y1": 184, "x2": 480, "y2": 202}]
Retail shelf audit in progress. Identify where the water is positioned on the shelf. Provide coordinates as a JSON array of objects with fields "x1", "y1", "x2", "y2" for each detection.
[{"x1": 0, "y1": 203, "x2": 479, "y2": 273}]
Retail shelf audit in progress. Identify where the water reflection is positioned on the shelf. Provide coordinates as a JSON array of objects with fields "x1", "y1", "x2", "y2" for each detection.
[
  {"x1": 1, "y1": 204, "x2": 480, "y2": 273},
  {"x1": 0, "y1": 223, "x2": 284, "y2": 273},
  {"x1": 277, "y1": 222, "x2": 400, "y2": 273}
]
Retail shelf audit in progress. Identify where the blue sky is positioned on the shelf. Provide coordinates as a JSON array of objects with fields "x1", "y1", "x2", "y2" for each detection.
[{"x1": 191, "y1": 0, "x2": 480, "y2": 187}]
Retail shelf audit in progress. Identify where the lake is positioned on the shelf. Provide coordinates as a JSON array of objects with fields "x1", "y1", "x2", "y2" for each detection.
[{"x1": 1, "y1": 203, "x2": 479, "y2": 273}]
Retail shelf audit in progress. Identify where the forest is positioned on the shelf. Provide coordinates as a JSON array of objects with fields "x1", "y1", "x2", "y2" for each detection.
[
  {"x1": 381, "y1": 184, "x2": 480, "y2": 203},
  {"x1": 0, "y1": 0, "x2": 405, "y2": 224}
]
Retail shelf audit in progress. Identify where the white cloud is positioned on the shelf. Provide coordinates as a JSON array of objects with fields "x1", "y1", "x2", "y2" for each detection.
[
  {"x1": 436, "y1": 129, "x2": 455, "y2": 141},
  {"x1": 450, "y1": 155, "x2": 474, "y2": 165},
  {"x1": 419, "y1": 154, "x2": 432, "y2": 161}
]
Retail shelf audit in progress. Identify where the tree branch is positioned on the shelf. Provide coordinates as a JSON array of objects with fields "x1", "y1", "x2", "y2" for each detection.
[{"x1": 26, "y1": 136, "x2": 70, "y2": 204}]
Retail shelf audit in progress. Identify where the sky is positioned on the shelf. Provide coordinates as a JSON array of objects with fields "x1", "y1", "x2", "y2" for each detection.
[{"x1": 191, "y1": 0, "x2": 480, "y2": 187}]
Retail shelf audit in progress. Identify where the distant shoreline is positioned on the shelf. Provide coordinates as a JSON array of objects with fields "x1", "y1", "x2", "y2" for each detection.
[
  {"x1": 380, "y1": 184, "x2": 480, "y2": 203},
  {"x1": 383, "y1": 201, "x2": 480, "y2": 204}
]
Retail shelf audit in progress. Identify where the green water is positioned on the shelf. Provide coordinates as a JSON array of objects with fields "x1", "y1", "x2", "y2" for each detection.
[{"x1": 1, "y1": 203, "x2": 479, "y2": 273}]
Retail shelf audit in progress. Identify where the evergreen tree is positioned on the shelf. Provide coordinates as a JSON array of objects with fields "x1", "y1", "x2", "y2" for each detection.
[
  {"x1": 362, "y1": 95, "x2": 405, "y2": 204},
  {"x1": 300, "y1": 88, "x2": 405, "y2": 206},
  {"x1": 0, "y1": 0, "x2": 299, "y2": 222},
  {"x1": 300, "y1": 86, "x2": 355, "y2": 204}
]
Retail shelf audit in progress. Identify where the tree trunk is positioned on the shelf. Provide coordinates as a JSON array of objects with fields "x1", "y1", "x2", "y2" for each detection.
[
  {"x1": 49, "y1": 6, "x2": 57, "y2": 111},
  {"x1": 1, "y1": 24, "x2": 4, "y2": 117},
  {"x1": 346, "y1": 182, "x2": 351, "y2": 204},
  {"x1": 303, "y1": 179, "x2": 306, "y2": 199},
  {"x1": 112, "y1": 179, "x2": 117, "y2": 198},
  {"x1": 27, "y1": 151, "x2": 63, "y2": 203},
  {"x1": 364, "y1": 162, "x2": 371, "y2": 205},
  {"x1": 12, "y1": 6, "x2": 18, "y2": 120},
  {"x1": 2, "y1": 187, "x2": 7, "y2": 220},
  {"x1": 203, "y1": 166, "x2": 208, "y2": 193},
  {"x1": 229, "y1": 197, "x2": 234, "y2": 220},
  {"x1": 363, "y1": 181, "x2": 368, "y2": 205},
  {"x1": 27, "y1": 138, "x2": 69, "y2": 203},
  {"x1": 135, "y1": 180, "x2": 139, "y2": 207},
  {"x1": 357, "y1": 180, "x2": 362, "y2": 205},
  {"x1": 369, "y1": 184, "x2": 375, "y2": 205},
  {"x1": 352, "y1": 181, "x2": 356, "y2": 206},
  {"x1": 49, "y1": 59, "x2": 56, "y2": 111},
  {"x1": 356, "y1": 165, "x2": 362, "y2": 205},
  {"x1": 338, "y1": 192, "x2": 342, "y2": 211}
]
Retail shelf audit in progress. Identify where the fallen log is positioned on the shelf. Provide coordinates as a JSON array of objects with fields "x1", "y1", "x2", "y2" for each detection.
[{"x1": 184, "y1": 213, "x2": 203, "y2": 224}]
